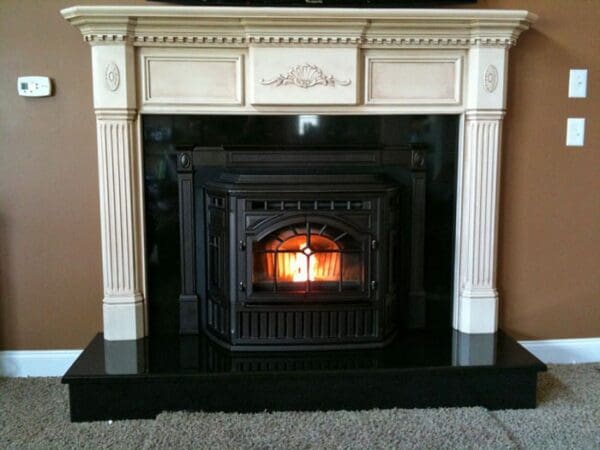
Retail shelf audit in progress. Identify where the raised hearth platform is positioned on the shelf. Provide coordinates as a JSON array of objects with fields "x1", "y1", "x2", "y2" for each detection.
[{"x1": 63, "y1": 330, "x2": 546, "y2": 422}]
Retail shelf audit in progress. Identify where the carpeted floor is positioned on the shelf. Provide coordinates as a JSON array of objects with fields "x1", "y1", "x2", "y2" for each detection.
[{"x1": 1, "y1": 364, "x2": 599, "y2": 449}]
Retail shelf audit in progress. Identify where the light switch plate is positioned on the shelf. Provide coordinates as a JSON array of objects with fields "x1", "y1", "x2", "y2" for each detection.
[
  {"x1": 566, "y1": 118, "x2": 585, "y2": 147},
  {"x1": 568, "y1": 69, "x2": 587, "y2": 98},
  {"x1": 17, "y1": 76, "x2": 52, "y2": 97}
]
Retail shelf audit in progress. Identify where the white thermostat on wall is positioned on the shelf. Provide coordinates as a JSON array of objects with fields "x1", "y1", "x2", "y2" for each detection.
[{"x1": 17, "y1": 76, "x2": 52, "y2": 97}]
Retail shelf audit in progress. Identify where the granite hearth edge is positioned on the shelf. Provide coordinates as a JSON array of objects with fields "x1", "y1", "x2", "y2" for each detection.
[{"x1": 63, "y1": 329, "x2": 546, "y2": 421}]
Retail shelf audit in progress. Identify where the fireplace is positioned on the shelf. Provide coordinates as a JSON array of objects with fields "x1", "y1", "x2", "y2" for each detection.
[
  {"x1": 61, "y1": 5, "x2": 546, "y2": 421},
  {"x1": 61, "y1": 5, "x2": 540, "y2": 340}
]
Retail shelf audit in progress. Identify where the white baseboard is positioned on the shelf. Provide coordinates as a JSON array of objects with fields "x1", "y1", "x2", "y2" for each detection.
[
  {"x1": 519, "y1": 337, "x2": 600, "y2": 364},
  {"x1": 0, "y1": 338, "x2": 598, "y2": 377},
  {"x1": 0, "y1": 350, "x2": 82, "y2": 377}
]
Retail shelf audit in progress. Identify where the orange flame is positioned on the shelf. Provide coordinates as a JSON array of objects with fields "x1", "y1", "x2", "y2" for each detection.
[
  {"x1": 255, "y1": 234, "x2": 362, "y2": 286},
  {"x1": 272, "y1": 236, "x2": 339, "y2": 283},
  {"x1": 291, "y1": 244, "x2": 316, "y2": 282}
]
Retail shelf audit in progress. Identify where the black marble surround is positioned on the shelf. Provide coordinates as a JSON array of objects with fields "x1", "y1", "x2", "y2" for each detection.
[
  {"x1": 63, "y1": 329, "x2": 546, "y2": 422},
  {"x1": 143, "y1": 115, "x2": 459, "y2": 336}
]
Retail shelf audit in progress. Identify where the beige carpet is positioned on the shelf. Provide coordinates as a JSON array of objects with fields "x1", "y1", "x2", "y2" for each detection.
[{"x1": 1, "y1": 364, "x2": 599, "y2": 449}]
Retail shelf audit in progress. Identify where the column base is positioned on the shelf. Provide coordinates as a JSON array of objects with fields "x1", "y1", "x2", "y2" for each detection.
[
  {"x1": 456, "y1": 290, "x2": 498, "y2": 334},
  {"x1": 103, "y1": 295, "x2": 146, "y2": 341}
]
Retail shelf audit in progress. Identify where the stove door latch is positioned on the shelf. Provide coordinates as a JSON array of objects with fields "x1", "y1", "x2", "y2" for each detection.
[{"x1": 371, "y1": 239, "x2": 378, "y2": 251}]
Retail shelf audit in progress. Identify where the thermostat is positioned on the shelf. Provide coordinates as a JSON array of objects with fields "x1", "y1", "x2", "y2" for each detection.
[{"x1": 17, "y1": 76, "x2": 52, "y2": 97}]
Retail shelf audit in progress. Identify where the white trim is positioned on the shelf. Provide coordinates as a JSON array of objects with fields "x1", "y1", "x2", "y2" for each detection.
[
  {"x1": 0, "y1": 350, "x2": 82, "y2": 377},
  {"x1": 519, "y1": 338, "x2": 600, "y2": 364}
]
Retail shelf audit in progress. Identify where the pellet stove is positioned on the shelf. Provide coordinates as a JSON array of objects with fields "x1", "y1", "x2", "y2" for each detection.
[
  {"x1": 197, "y1": 170, "x2": 401, "y2": 349},
  {"x1": 173, "y1": 137, "x2": 428, "y2": 349}
]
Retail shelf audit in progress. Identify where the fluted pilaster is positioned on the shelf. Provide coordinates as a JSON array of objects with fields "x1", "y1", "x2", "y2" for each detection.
[
  {"x1": 454, "y1": 111, "x2": 504, "y2": 333},
  {"x1": 96, "y1": 110, "x2": 145, "y2": 340}
]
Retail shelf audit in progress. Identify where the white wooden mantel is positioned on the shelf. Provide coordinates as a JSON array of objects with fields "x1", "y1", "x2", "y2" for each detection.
[{"x1": 62, "y1": 5, "x2": 537, "y2": 341}]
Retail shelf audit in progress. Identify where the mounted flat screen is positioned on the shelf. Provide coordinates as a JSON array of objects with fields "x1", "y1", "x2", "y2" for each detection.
[{"x1": 152, "y1": 1, "x2": 476, "y2": 7}]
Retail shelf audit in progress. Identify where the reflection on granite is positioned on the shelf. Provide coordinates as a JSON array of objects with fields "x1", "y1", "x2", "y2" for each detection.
[
  {"x1": 452, "y1": 332, "x2": 497, "y2": 366},
  {"x1": 71, "y1": 329, "x2": 543, "y2": 378},
  {"x1": 103, "y1": 340, "x2": 146, "y2": 375}
]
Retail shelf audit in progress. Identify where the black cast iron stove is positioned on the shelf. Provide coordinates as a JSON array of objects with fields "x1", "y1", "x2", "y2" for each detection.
[
  {"x1": 203, "y1": 172, "x2": 400, "y2": 350},
  {"x1": 175, "y1": 144, "x2": 428, "y2": 351}
]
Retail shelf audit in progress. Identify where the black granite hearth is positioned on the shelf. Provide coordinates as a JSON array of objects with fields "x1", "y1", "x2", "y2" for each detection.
[{"x1": 63, "y1": 329, "x2": 545, "y2": 422}]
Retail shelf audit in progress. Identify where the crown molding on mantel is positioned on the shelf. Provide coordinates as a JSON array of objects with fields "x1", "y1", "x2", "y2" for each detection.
[{"x1": 61, "y1": 6, "x2": 537, "y2": 48}]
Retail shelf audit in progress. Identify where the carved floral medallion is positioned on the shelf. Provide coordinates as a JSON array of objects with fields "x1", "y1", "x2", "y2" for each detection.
[
  {"x1": 483, "y1": 65, "x2": 498, "y2": 93},
  {"x1": 105, "y1": 62, "x2": 120, "y2": 92},
  {"x1": 260, "y1": 63, "x2": 351, "y2": 89}
]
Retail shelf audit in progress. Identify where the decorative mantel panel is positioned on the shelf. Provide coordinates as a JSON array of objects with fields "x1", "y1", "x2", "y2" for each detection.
[
  {"x1": 249, "y1": 47, "x2": 359, "y2": 105},
  {"x1": 62, "y1": 5, "x2": 536, "y2": 340}
]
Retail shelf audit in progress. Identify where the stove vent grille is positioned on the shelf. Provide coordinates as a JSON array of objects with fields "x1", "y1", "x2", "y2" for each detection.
[{"x1": 247, "y1": 199, "x2": 370, "y2": 212}]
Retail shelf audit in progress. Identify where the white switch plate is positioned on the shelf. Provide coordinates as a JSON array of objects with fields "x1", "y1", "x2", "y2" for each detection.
[
  {"x1": 568, "y1": 69, "x2": 587, "y2": 98},
  {"x1": 17, "y1": 76, "x2": 52, "y2": 97},
  {"x1": 566, "y1": 118, "x2": 585, "y2": 147}
]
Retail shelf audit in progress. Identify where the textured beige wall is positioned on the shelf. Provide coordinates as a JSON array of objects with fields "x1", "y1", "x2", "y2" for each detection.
[
  {"x1": 0, "y1": 0, "x2": 598, "y2": 349},
  {"x1": 0, "y1": 0, "x2": 154, "y2": 350},
  {"x1": 474, "y1": 0, "x2": 600, "y2": 340}
]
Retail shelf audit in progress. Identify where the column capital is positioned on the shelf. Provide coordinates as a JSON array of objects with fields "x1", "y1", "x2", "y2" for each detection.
[
  {"x1": 465, "y1": 110, "x2": 506, "y2": 121},
  {"x1": 95, "y1": 108, "x2": 137, "y2": 121},
  {"x1": 91, "y1": 44, "x2": 136, "y2": 111},
  {"x1": 466, "y1": 46, "x2": 510, "y2": 111}
]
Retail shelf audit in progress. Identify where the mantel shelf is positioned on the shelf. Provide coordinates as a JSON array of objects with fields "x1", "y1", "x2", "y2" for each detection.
[{"x1": 62, "y1": 6, "x2": 536, "y2": 48}]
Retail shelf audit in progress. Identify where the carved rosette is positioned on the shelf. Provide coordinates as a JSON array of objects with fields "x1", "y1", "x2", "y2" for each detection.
[
  {"x1": 260, "y1": 63, "x2": 351, "y2": 89},
  {"x1": 105, "y1": 62, "x2": 120, "y2": 92},
  {"x1": 178, "y1": 152, "x2": 192, "y2": 171},
  {"x1": 411, "y1": 150, "x2": 426, "y2": 170},
  {"x1": 483, "y1": 65, "x2": 498, "y2": 93}
]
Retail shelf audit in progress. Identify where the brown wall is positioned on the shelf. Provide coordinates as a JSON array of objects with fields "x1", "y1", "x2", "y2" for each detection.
[{"x1": 0, "y1": 0, "x2": 598, "y2": 350}]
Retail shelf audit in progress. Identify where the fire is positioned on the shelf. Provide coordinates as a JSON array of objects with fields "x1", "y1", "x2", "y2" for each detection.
[
  {"x1": 255, "y1": 232, "x2": 361, "y2": 287},
  {"x1": 291, "y1": 244, "x2": 317, "y2": 282},
  {"x1": 273, "y1": 235, "x2": 339, "y2": 283}
]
